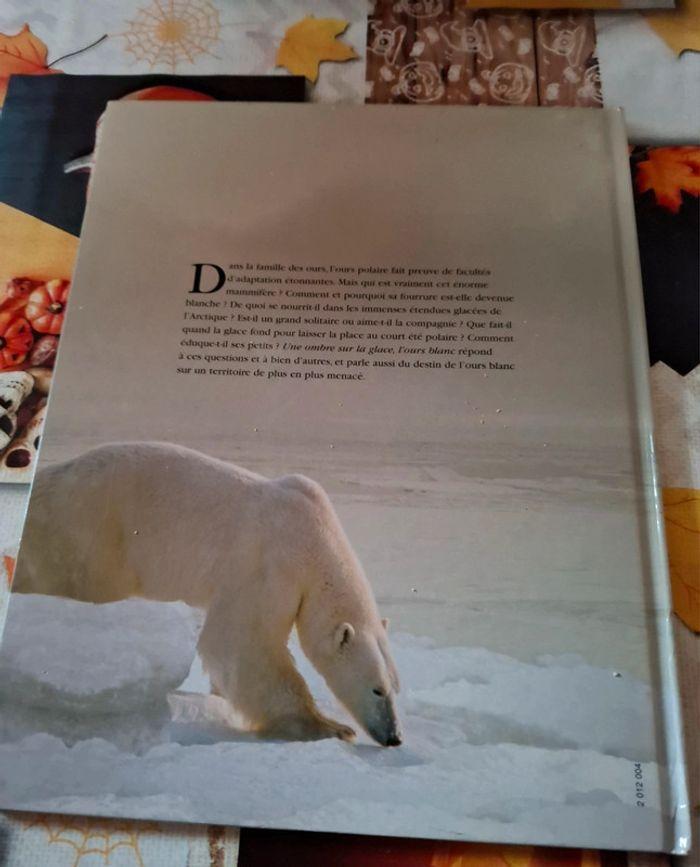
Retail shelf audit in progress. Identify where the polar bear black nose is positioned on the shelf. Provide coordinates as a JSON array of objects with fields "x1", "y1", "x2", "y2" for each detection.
[{"x1": 386, "y1": 733, "x2": 402, "y2": 747}]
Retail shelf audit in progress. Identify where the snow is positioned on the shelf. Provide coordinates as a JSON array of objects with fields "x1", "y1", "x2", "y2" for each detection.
[
  {"x1": 388, "y1": 639, "x2": 656, "y2": 760},
  {"x1": 0, "y1": 595, "x2": 201, "y2": 750},
  {"x1": 0, "y1": 595, "x2": 672, "y2": 851},
  {"x1": 0, "y1": 595, "x2": 200, "y2": 710}
]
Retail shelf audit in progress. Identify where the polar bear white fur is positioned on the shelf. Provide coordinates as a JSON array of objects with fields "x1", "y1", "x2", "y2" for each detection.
[{"x1": 13, "y1": 442, "x2": 402, "y2": 746}]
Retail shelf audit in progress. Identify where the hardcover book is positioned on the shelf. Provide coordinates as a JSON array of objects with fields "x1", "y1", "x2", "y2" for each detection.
[{"x1": 0, "y1": 103, "x2": 690, "y2": 853}]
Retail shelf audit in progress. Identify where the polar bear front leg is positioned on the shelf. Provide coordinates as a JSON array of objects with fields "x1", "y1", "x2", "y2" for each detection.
[
  {"x1": 250, "y1": 648, "x2": 356, "y2": 743},
  {"x1": 197, "y1": 589, "x2": 355, "y2": 743}
]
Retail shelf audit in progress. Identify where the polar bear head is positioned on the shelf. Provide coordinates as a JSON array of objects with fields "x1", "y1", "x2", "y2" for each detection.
[
  {"x1": 282, "y1": 471, "x2": 403, "y2": 746},
  {"x1": 303, "y1": 617, "x2": 402, "y2": 747}
]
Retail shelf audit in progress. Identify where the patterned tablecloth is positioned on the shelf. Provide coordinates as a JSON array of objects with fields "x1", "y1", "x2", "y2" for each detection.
[{"x1": 0, "y1": 2, "x2": 697, "y2": 866}]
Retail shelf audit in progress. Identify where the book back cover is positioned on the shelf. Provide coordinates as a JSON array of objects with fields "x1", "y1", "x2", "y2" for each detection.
[{"x1": 0, "y1": 103, "x2": 689, "y2": 853}]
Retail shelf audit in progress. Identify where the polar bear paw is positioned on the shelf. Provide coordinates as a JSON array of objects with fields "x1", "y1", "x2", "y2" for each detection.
[
  {"x1": 316, "y1": 716, "x2": 356, "y2": 743},
  {"x1": 259, "y1": 713, "x2": 356, "y2": 743}
]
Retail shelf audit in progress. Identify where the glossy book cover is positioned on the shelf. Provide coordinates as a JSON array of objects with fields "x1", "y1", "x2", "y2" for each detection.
[{"x1": 0, "y1": 103, "x2": 689, "y2": 853}]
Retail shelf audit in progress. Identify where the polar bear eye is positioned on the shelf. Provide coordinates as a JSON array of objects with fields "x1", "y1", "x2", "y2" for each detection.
[{"x1": 372, "y1": 687, "x2": 386, "y2": 697}]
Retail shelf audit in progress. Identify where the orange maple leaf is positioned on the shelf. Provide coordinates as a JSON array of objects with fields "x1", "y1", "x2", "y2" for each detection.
[
  {"x1": 0, "y1": 24, "x2": 61, "y2": 107},
  {"x1": 3, "y1": 554, "x2": 15, "y2": 587},
  {"x1": 276, "y1": 17, "x2": 357, "y2": 83},
  {"x1": 635, "y1": 146, "x2": 700, "y2": 213},
  {"x1": 430, "y1": 842, "x2": 600, "y2": 867}
]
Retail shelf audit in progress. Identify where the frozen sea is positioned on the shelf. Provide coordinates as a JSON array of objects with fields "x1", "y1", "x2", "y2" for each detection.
[
  {"x1": 0, "y1": 436, "x2": 683, "y2": 851},
  {"x1": 0, "y1": 594, "x2": 677, "y2": 852}
]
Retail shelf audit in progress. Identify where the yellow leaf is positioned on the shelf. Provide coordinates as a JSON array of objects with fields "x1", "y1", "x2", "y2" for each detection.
[
  {"x1": 276, "y1": 16, "x2": 357, "y2": 83},
  {"x1": 0, "y1": 23, "x2": 60, "y2": 107},
  {"x1": 663, "y1": 487, "x2": 700, "y2": 632},
  {"x1": 644, "y1": 0, "x2": 700, "y2": 56}
]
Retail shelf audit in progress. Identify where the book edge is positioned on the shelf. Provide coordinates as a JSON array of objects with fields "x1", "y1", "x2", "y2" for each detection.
[{"x1": 605, "y1": 107, "x2": 692, "y2": 855}]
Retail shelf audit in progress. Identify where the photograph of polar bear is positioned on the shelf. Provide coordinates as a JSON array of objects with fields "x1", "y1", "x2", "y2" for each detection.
[
  {"x1": 0, "y1": 432, "x2": 675, "y2": 850},
  {"x1": 13, "y1": 441, "x2": 402, "y2": 748}
]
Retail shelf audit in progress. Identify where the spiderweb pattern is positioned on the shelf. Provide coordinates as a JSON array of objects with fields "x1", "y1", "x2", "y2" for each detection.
[
  {"x1": 120, "y1": 0, "x2": 221, "y2": 72},
  {"x1": 23, "y1": 814, "x2": 153, "y2": 867}
]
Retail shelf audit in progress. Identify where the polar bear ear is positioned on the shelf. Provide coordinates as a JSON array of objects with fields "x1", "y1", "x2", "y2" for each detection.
[
  {"x1": 335, "y1": 622, "x2": 355, "y2": 649},
  {"x1": 381, "y1": 618, "x2": 390, "y2": 631}
]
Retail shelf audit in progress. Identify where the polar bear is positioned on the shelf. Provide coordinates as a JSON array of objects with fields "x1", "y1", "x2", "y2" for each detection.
[{"x1": 13, "y1": 442, "x2": 402, "y2": 746}]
